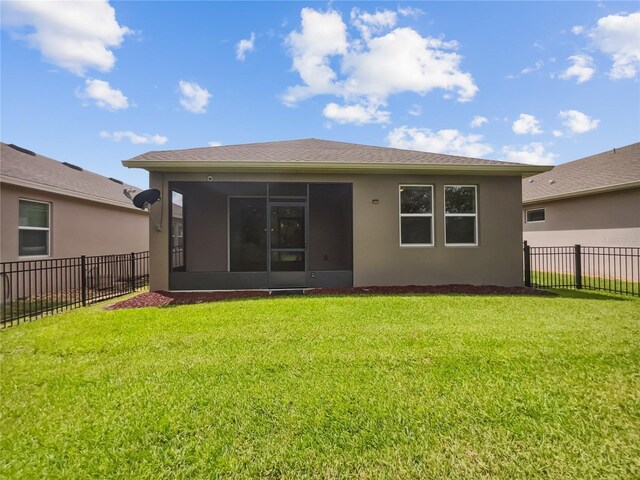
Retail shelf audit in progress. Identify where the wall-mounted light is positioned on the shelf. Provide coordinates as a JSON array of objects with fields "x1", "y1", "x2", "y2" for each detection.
[{"x1": 372, "y1": 199, "x2": 380, "y2": 205}]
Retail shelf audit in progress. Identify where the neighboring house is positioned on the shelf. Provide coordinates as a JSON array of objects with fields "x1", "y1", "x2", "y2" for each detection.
[
  {"x1": 123, "y1": 139, "x2": 549, "y2": 291},
  {"x1": 523, "y1": 142, "x2": 640, "y2": 247},
  {"x1": 0, "y1": 143, "x2": 149, "y2": 263}
]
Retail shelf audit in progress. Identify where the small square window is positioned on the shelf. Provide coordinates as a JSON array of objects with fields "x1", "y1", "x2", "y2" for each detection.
[{"x1": 525, "y1": 208, "x2": 545, "y2": 223}]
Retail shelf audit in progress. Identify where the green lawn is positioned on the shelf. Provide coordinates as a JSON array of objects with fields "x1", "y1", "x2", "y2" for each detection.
[{"x1": 1, "y1": 291, "x2": 639, "y2": 479}]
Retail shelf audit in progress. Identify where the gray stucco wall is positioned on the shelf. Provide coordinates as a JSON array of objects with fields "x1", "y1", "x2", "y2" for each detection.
[
  {"x1": 523, "y1": 188, "x2": 640, "y2": 247},
  {"x1": 148, "y1": 171, "x2": 524, "y2": 290},
  {"x1": 0, "y1": 183, "x2": 149, "y2": 262}
]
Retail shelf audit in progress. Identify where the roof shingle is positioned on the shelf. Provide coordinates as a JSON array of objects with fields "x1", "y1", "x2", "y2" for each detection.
[
  {"x1": 1, "y1": 143, "x2": 142, "y2": 209},
  {"x1": 123, "y1": 138, "x2": 544, "y2": 171},
  {"x1": 522, "y1": 142, "x2": 640, "y2": 203}
]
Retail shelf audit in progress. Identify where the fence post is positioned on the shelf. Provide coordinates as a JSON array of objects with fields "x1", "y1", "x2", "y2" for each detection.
[
  {"x1": 130, "y1": 252, "x2": 136, "y2": 291},
  {"x1": 524, "y1": 241, "x2": 531, "y2": 287},
  {"x1": 574, "y1": 244, "x2": 582, "y2": 289},
  {"x1": 80, "y1": 255, "x2": 87, "y2": 306}
]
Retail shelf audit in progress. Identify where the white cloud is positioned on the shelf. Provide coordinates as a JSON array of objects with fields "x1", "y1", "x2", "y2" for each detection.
[
  {"x1": 512, "y1": 113, "x2": 543, "y2": 135},
  {"x1": 589, "y1": 11, "x2": 640, "y2": 79},
  {"x1": 282, "y1": 8, "x2": 348, "y2": 105},
  {"x1": 323, "y1": 102, "x2": 390, "y2": 124},
  {"x1": 552, "y1": 130, "x2": 564, "y2": 138},
  {"x1": 2, "y1": 0, "x2": 130, "y2": 76},
  {"x1": 77, "y1": 78, "x2": 128, "y2": 110},
  {"x1": 572, "y1": 25, "x2": 585, "y2": 35},
  {"x1": 502, "y1": 143, "x2": 557, "y2": 165},
  {"x1": 350, "y1": 8, "x2": 397, "y2": 40},
  {"x1": 283, "y1": 8, "x2": 477, "y2": 122},
  {"x1": 558, "y1": 109, "x2": 600, "y2": 133},
  {"x1": 341, "y1": 28, "x2": 477, "y2": 101},
  {"x1": 559, "y1": 54, "x2": 595, "y2": 83},
  {"x1": 470, "y1": 115, "x2": 488, "y2": 128},
  {"x1": 388, "y1": 126, "x2": 493, "y2": 158},
  {"x1": 208, "y1": 141, "x2": 222, "y2": 147},
  {"x1": 521, "y1": 60, "x2": 544, "y2": 75},
  {"x1": 507, "y1": 60, "x2": 543, "y2": 79},
  {"x1": 408, "y1": 104, "x2": 422, "y2": 116},
  {"x1": 178, "y1": 80, "x2": 211, "y2": 114},
  {"x1": 397, "y1": 6, "x2": 425, "y2": 18},
  {"x1": 236, "y1": 32, "x2": 255, "y2": 61},
  {"x1": 100, "y1": 130, "x2": 167, "y2": 145}
]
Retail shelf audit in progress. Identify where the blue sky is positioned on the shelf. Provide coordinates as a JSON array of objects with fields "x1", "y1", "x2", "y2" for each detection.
[{"x1": 1, "y1": 1, "x2": 639, "y2": 188}]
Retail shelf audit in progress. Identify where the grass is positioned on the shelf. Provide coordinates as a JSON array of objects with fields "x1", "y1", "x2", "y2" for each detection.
[{"x1": 1, "y1": 291, "x2": 639, "y2": 479}]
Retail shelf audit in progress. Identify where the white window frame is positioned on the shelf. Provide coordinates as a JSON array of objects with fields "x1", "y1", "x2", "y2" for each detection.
[
  {"x1": 399, "y1": 184, "x2": 434, "y2": 247},
  {"x1": 444, "y1": 185, "x2": 478, "y2": 247},
  {"x1": 525, "y1": 208, "x2": 546, "y2": 223},
  {"x1": 18, "y1": 199, "x2": 51, "y2": 258}
]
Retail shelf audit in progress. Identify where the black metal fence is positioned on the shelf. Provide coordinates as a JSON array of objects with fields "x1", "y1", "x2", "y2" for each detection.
[
  {"x1": 524, "y1": 242, "x2": 639, "y2": 296},
  {"x1": 1, "y1": 251, "x2": 149, "y2": 328}
]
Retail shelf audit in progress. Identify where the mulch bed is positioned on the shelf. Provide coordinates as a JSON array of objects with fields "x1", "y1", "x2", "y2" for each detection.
[{"x1": 106, "y1": 285, "x2": 553, "y2": 310}]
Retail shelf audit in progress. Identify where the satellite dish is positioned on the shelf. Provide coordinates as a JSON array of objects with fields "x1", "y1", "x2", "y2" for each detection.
[{"x1": 133, "y1": 189, "x2": 161, "y2": 210}]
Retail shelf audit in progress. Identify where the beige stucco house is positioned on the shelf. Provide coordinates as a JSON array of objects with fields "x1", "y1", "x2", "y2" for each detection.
[
  {"x1": 0, "y1": 143, "x2": 149, "y2": 263},
  {"x1": 523, "y1": 142, "x2": 640, "y2": 247},
  {"x1": 123, "y1": 139, "x2": 550, "y2": 291}
]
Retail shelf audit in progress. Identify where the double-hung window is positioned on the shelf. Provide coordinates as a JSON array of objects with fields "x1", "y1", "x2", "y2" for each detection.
[
  {"x1": 444, "y1": 185, "x2": 477, "y2": 246},
  {"x1": 19, "y1": 199, "x2": 50, "y2": 257},
  {"x1": 399, "y1": 185, "x2": 433, "y2": 246}
]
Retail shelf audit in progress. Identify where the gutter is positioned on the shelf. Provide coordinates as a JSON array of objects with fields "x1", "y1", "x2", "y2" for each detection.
[
  {"x1": 523, "y1": 180, "x2": 640, "y2": 205},
  {"x1": 121, "y1": 160, "x2": 552, "y2": 177}
]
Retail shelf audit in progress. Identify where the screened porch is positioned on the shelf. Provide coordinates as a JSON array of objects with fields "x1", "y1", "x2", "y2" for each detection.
[{"x1": 168, "y1": 182, "x2": 352, "y2": 290}]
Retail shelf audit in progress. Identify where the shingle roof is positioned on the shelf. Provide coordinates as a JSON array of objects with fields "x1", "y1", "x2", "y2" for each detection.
[
  {"x1": 1, "y1": 143, "x2": 142, "y2": 210},
  {"x1": 522, "y1": 142, "x2": 640, "y2": 203},
  {"x1": 123, "y1": 138, "x2": 549, "y2": 175}
]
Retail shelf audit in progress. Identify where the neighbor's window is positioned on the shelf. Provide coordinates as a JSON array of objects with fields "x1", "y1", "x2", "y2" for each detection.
[
  {"x1": 399, "y1": 185, "x2": 433, "y2": 246},
  {"x1": 525, "y1": 208, "x2": 545, "y2": 223},
  {"x1": 444, "y1": 186, "x2": 477, "y2": 246},
  {"x1": 19, "y1": 199, "x2": 50, "y2": 257}
]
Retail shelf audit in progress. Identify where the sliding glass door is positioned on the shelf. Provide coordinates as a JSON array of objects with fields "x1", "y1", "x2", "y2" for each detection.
[{"x1": 228, "y1": 197, "x2": 307, "y2": 288}]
